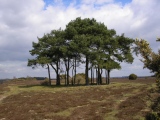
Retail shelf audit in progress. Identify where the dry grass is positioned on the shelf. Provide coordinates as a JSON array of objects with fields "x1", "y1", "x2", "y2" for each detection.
[{"x1": 0, "y1": 77, "x2": 159, "y2": 120}]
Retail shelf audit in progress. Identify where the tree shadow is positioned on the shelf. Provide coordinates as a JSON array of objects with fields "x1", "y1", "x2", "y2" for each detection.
[
  {"x1": 18, "y1": 83, "x2": 107, "y2": 89},
  {"x1": 18, "y1": 84, "x2": 43, "y2": 88}
]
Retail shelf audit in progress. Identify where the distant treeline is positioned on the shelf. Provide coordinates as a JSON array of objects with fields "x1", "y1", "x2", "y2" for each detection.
[
  {"x1": 34, "y1": 77, "x2": 47, "y2": 80},
  {"x1": 112, "y1": 76, "x2": 155, "y2": 79},
  {"x1": 0, "y1": 79, "x2": 10, "y2": 84},
  {"x1": 18, "y1": 77, "x2": 48, "y2": 80},
  {"x1": 0, "y1": 80, "x2": 4, "y2": 84}
]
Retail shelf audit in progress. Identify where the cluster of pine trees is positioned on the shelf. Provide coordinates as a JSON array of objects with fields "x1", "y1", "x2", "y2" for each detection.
[{"x1": 28, "y1": 17, "x2": 134, "y2": 86}]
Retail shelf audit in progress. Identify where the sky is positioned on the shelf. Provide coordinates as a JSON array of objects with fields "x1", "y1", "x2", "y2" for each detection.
[{"x1": 0, "y1": 0, "x2": 160, "y2": 79}]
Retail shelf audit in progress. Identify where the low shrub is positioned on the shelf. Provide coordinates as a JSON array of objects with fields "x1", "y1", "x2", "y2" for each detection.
[
  {"x1": 146, "y1": 112, "x2": 160, "y2": 120},
  {"x1": 73, "y1": 75, "x2": 83, "y2": 85},
  {"x1": 129, "y1": 74, "x2": 137, "y2": 80},
  {"x1": 40, "y1": 79, "x2": 50, "y2": 86},
  {"x1": 73, "y1": 73, "x2": 86, "y2": 85},
  {"x1": 156, "y1": 79, "x2": 160, "y2": 89}
]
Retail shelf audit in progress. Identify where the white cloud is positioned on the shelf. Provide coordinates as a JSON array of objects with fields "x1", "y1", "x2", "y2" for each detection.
[
  {"x1": 0, "y1": 60, "x2": 55, "y2": 79},
  {"x1": 0, "y1": 0, "x2": 159, "y2": 78}
]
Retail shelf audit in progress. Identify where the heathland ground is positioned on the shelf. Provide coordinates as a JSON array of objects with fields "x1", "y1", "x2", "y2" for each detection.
[{"x1": 0, "y1": 77, "x2": 159, "y2": 120}]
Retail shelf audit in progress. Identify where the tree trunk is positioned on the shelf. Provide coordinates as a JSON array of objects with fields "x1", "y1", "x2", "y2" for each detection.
[
  {"x1": 65, "y1": 71, "x2": 67, "y2": 85},
  {"x1": 56, "y1": 61, "x2": 60, "y2": 85},
  {"x1": 66, "y1": 58, "x2": 70, "y2": 86},
  {"x1": 50, "y1": 63, "x2": 60, "y2": 85},
  {"x1": 105, "y1": 69, "x2": 108, "y2": 84},
  {"x1": 56, "y1": 73, "x2": 60, "y2": 85},
  {"x1": 100, "y1": 68, "x2": 103, "y2": 84},
  {"x1": 74, "y1": 57, "x2": 76, "y2": 85},
  {"x1": 91, "y1": 67, "x2": 93, "y2": 84},
  {"x1": 85, "y1": 56, "x2": 89, "y2": 85},
  {"x1": 97, "y1": 66, "x2": 100, "y2": 85},
  {"x1": 47, "y1": 64, "x2": 51, "y2": 86},
  {"x1": 93, "y1": 68, "x2": 95, "y2": 84},
  {"x1": 96, "y1": 68, "x2": 98, "y2": 85},
  {"x1": 107, "y1": 70, "x2": 110, "y2": 84},
  {"x1": 72, "y1": 59, "x2": 74, "y2": 85}
]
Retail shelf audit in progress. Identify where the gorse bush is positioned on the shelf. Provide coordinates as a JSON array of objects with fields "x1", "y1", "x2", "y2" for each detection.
[
  {"x1": 146, "y1": 112, "x2": 160, "y2": 120},
  {"x1": 129, "y1": 74, "x2": 137, "y2": 80}
]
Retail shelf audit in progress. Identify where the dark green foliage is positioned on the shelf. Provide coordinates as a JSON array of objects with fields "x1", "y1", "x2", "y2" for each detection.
[
  {"x1": 146, "y1": 111, "x2": 160, "y2": 120},
  {"x1": 28, "y1": 17, "x2": 134, "y2": 86},
  {"x1": 65, "y1": 17, "x2": 134, "y2": 85},
  {"x1": 129, "y1": 74, "x2": 137, "y2": 80},
  {"x1": 146, "y1": 96, "x2": 160, "y2": 120},
  {"x1": 28, "y1": 29, "x2": 65, "y2": 85}
]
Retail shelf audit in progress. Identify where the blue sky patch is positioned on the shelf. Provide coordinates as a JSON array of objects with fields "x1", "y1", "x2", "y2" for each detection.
[
  {"x1": 115, "y1": 0, "x2": 132, "y2": 5},
  {"x1": 43, "y1": 0, "x2": 132, "y2": 8}
]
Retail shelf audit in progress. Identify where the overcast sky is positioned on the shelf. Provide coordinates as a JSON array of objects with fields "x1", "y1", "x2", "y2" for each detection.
[{"x1": 0, "y1": 0, "x2": 159, "y2": 79}]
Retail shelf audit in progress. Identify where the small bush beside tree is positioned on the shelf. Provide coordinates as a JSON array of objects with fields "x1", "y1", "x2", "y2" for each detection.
[
  {"x1": 40, "y1": 79, "x2": 50, "y2": 86},
  {"x1": 129, "y1": 74, "x2": 137, "y2": 80}
]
